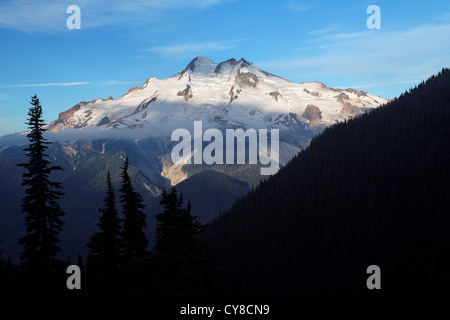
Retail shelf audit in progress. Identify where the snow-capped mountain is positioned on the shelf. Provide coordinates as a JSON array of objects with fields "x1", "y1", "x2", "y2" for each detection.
[
  {"x1": 48, "y1": 56, "x2": 387, "y2": 133},
  {"x1": 0, "y1": 57, "x2": 388, "y2": 262}
]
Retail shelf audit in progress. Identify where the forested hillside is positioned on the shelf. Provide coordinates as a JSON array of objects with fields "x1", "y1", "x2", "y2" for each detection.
[{"x1": 206, "y1": 68, "x2": 450, "y2": 299}]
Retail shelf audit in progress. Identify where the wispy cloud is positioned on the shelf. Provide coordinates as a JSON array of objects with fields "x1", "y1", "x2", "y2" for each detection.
[
  {"x1": 260, "y1": 23, "x2": 450, "y2": 95},
  {"x1": 146, "y1": 42, "x2": 231, "y2": 56},
  {"x1": 0, "y1": 0, "x2": 230, "y2": 33},
  {"x1": 308, "y1": 25, "x2": 337, "y2": 35},
  {"x1": 2, "y1": 80, "x2": 146, "y2": 88},
  {"x1": 285, "y1": 0, "x2": 311, "y2": 12},
  {"x1": 6, "y1": 82, "x2": 91, "y2": 88},
  {"x1": 97, "y1": 80, "x2": 144, "y2": 86},
  {"x1": 0, "y1": 94, "x2": 8, "y2": 100},
  {"x1": 339, "y1": 79, "x2": 423, "y2": 90},
  {"x1": 0, "y1": 117, "x2": 23, "y2": 137},
  {"x1": 111, "y1": 0, "x2": 225, "y2": 11},
  {"x1": 145, "y1": 40, "x2": 246, "y2": 57},
  {"x1": 295, "y1": 45, "x2": 327, "y2": 51},
  {"x1": 0, "y1": 1, "x2": 64, "y2": 33}
]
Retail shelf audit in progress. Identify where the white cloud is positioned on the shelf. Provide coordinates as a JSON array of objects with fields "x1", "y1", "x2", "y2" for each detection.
[
  {"x1": 112, "y1": 0, "x2": 224, "y2": 11},
  {"x1": 338, "y1": 79, "x2": 423, "y2": 90},
  {"x1": 308, "y1": 25, "x2": 337, "y2": 35},
  {"x1": 0, "y1": 94, "x2": 8, "y2": 100},
  {"x1": 2, "y1": 80, "x2": 146, "y2": 88},
  {"x1": 0, "y1": 124, "x2": 177, "y2": 145},
  {"x1": 0, "y1": 0, "x2": 230, "y2": 33},
  {"x1": 97, "y1": 80, "x2": 144, "y2": 86},
  {"x1": 285, "y1": 0, "x2": 311, "y2": 12},
  {"x1": 0, "y1": 117, "x2": 24, "y2": 137},
  {"x1": 145, "y1": 41, "x2": 237, "y2": 57},
  {"x1": 7, "y1": 82, "x2": 91, "y2": 88},
  {"x1": 260, "y1": 23, "x2": 450, "y2": 92}
]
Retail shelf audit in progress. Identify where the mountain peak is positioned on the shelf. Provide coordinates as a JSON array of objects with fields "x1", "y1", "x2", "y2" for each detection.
[
  {"x1": 213, "y1": 57, "x2": 254, "y2": 74},
  {"x1": 193, "y1": 56, "x2": 213, "y2": 63},
  {"x1": 181, "y1": 56, "x2": 215, "y2": 73},
  {"x1": 239, "y1": 57, "x2": 252, "y2": 67},
  {"x1": 47, "y1": 56, "x2": 388, "y2": 133},
  {"x1": 179, "y1": 57, "x2": 256, "y2": 77}
]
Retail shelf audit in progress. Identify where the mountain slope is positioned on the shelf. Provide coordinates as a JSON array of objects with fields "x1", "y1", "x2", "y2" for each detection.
[
  {"x1": 205, "y1": 68, "x2": 450, "y2": 299},
  {"x1": 47, "y1": 57, "x2": 386, "y2": 133},
  {"x1": 174, "y1": 170, "x2": 250, "y2": 223},
  {"x1": 0, "y1": 57, "x2": 387, "y2": 263}
]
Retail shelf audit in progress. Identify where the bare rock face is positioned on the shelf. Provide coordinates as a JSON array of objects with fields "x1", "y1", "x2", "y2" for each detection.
[
  {"x1": 302, "y1": 104, "x2": 322, "y2": 125},
  {"x1": 97, "y1": 116, "x2": 110, "y2": 126},
  {"x1": 47, "y1": 104, "x2": 81, "y2": 131},
  {"x1": 303, "y1": 88, "x2": 320, "y2": 97},
  {"x1": 335, "y1": 91, "x2": 364, "y2": 115},
  {"x1": 177, "y1": 84, "x2": 193, "y2": 101},
  {"x1": 336, "y1": 93, "x2": 350, "y2": 104},
  {"x1": 340, "y1": 103, "x2": 362, "y2": 115},
  {"x1": 76, "y1": 110, "x2": 93, "y2": 129},
  {"x1": 133, "y1": 96, "x2": 157, "y2": 115},
  {"x1": 178, "y1": 59, "x2": 198, "y2": 80},
  {"x1": 120, "y1": 86, "x2": 139, "y2": 98},
  {"x1": 46, "y1": 57, "x2": 387, "y2": 133},
  {"x1": 229, "y1": 85, "x2": 238, "y2": 103},
  {"x1": 345, "y1": 88, "x2": 368, "y2": 97},
  {"x1": 235, "y1": 69, "x2": 258, "y2": 88},
  {"x1": 215, "y1": 58, "x2": 238, "y2": 74},
  {"x1": 60, "y1": 104, "x2": 81, "y2": 121},
  {"x1": 269, "y1": 91, "x2": 281, "y2": 102}
]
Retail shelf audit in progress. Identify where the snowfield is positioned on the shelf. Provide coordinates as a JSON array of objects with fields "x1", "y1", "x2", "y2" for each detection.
[{"x1": 47, "y1": 57, "x2": 388, "y2": 135}]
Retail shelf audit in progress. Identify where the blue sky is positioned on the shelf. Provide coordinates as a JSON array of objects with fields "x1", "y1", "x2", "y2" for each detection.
[{"x1": 0, "y1": 0, "x2": 449, "y2": 136}]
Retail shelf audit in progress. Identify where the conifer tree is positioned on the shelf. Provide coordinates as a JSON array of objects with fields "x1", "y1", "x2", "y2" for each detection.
[
  {"x1": 151, "y1": 187, "x2": 214, "y2": 300},
  {"x1": 87, "y1": 171, "x2": 122, "y2": 284},
  {"x1": 0, "y1": 241, "x2": 5, "y2": 294},
  {"x1": 17, "y1": 95, "x2": 65, "y2": 276},
  {"x1": 77, "y1": 253, "x2": 84, "y2": 273},
  {"x1": 0, "y1": 241, "x2": 4, "y2": 268},
  {"x1": 119, "y1": 156, "x2": 148, "y2": 262}
]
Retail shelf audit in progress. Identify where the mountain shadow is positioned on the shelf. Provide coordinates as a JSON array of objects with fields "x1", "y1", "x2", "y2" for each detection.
[{"x1": 205, "y1": 68, "x2": 450, "y2": 299}]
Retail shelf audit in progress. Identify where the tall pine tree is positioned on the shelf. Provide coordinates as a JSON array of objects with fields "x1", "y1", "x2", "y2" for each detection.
[
  {"x1": 87, "y1": 171, "x2": 122, "y2": 288},
  {"x1": 0, "y1": 240, "x2": 4, "y2": 269},
  {"x1": 17, "y1": 95, "x2": 65, "y2": 276},
  {"x1": 119, "y1": 156, "x2": 148, "y2": 262},
  {"x1": 152, "y1": 187, "x2": 214, "y2": 300},
  {"x1": 0, "y1": 241, "x2": 5, "y2": 295}
]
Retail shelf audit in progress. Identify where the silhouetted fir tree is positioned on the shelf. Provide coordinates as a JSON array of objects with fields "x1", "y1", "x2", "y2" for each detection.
[
  {"x1": 142, "y1": 187, "x2": 214, "y2": 300},
  {"x1": 0, "y1": 242, "x2": 6, "y2": 295},
  {"x1": 0, "y1": 241, "x2": 4, "y2": 264},
  {"x1": 0, "y1": 241, "x2": 5, "y2": 275},
  {"x1": 77, "y1": 253, "x2": 85, "y2": 273},
  {"x1": 119, "y1": 156, "x2": 148, "y2": 262},
  {"x1": 87, "y1": 171, "x2": 122, "y2": 291},
  {"x1": 17, "y1": 95, "x2": 65, "y2": 284}
]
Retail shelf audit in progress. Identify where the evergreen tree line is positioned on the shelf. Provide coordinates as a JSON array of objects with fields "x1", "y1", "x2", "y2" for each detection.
[
  {"x1": 85, "y1": 156, "x2": 148, "y2": 295},
  {"x1": 0, "y1": 95, "x2": 215, "y2": 301},
  {"x1": 7, "y1": 68, "x2": 449, "y2": 301},
  {"x1": 205, "y1": 68, "x2": 450, "y2": 299},
  {"x1": 86, "y1": 161, "x2": 215, "y2": 300}
]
